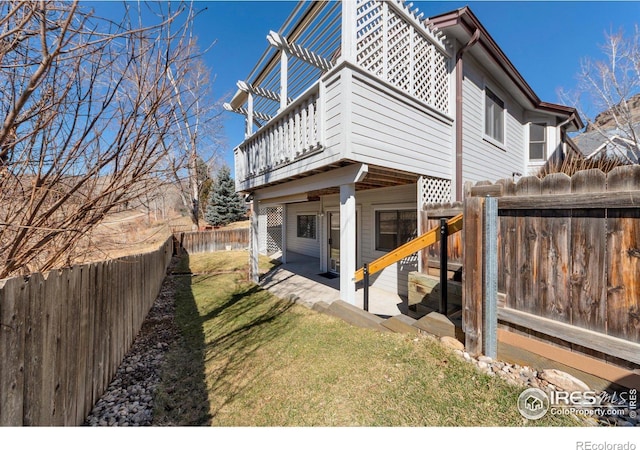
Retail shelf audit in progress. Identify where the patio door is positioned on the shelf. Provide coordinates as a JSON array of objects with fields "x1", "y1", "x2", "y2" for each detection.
[
  {"x1": 327, "y1": 211, "x2": 359, "y2": 275},
  {"x1": 328, "y1": 212, "x2": 340, "y2": 274}
]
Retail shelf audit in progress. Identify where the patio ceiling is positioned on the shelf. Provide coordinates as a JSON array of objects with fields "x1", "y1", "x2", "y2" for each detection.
[{"x1": 247, "y1": 161, "x2": 420, "y2": 200}]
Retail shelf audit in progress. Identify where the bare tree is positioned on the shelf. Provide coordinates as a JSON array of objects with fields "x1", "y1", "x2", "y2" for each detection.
[
  {"x1": 162, "y1": 43, "x2": 223, "y2": 229},
  {"x1": 0, "y1": 1, "x2": 203, "y2": 278},
  {"x1": 559, "y1": 25, "x2": 640, "y2": 163}
]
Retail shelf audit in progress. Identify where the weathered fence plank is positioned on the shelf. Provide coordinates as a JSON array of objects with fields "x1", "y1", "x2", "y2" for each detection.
[
  {"x1": 514, "y1": 176, "x2": 541, "y2": 314},
  {"x1": 23, "y1": 272, "x2": 44, "y2": 426},
  {"x1": 0, "y1": 277, "x2": 25, "y2": 426},
  {"x1": 41, "y1": 271, "x2": 57, "y2": 425},
  {"x1": 607, "y1": 166, "x2": 640, "y2": 343},
  {"x1": 570, "y1": 170, "x2": 607, "y2": 333},
  {"x1": 463, "y1": 197, "x2": 484, "y2": 356},
  {"x1": 539, "y1": 173, "x2": 571, "y2": 323}
]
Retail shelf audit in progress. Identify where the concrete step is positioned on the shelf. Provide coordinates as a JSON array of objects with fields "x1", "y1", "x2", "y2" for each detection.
[
  {"x1": 407, "y1": 302, "x2": 462, "y2": 320},
  {"x1": 326, "y1": 300, "x2": 388, "y2": 332},
  {"x1": 414, "y1": 311, "x2": 464, "y2": 341},
  {"x1": 381, "y1": 314, "x2": 420, "y2": 335},
  {"x1": 311, "y1": 300, "x2": 332, "y2": 314}
]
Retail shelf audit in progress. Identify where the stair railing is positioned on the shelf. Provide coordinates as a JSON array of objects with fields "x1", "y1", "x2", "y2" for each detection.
[{"x1": 353, "y1": 213, "x2": 463, "y2": 313}]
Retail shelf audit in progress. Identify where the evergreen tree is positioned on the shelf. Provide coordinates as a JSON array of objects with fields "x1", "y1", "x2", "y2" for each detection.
[{"x1": 205, "y1": 166, "x2": 246, "y2": 226}]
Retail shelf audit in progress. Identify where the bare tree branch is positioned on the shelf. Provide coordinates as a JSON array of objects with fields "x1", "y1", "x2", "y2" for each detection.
[{"x1": 0, "y1": 1, "x2": 211, "y2": 277}]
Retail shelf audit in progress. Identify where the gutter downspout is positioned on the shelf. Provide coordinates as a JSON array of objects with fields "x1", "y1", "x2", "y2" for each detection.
[
  {"x1": 557, "y1": 112, "x2": 577, "y2": 161},
  {"x1": 455, "y1": 28, "x2": 480, "y2": 201}
]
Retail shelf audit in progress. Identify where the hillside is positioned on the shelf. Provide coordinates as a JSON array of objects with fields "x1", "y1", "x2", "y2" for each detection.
[{"x1": 585, "y1": 93, "x2": 640, "y2": 132}]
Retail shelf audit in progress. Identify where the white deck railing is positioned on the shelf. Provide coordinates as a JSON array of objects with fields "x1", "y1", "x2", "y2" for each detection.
[{"x1": 235, "y1": 83, "x2": 321, "y2": 182}]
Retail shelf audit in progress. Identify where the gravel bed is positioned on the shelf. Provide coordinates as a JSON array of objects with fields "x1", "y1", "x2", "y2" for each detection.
[{"x1": 84, "y1": 267, "x2": 179, "y2": 427}]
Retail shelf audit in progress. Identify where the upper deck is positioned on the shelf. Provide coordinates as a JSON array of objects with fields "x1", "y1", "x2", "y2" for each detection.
[{"x1": 226, "y1": 0, "x2": 455, "y2": 193}]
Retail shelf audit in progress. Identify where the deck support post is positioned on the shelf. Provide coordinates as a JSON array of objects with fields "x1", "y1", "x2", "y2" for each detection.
[
  {"x1": 281, "y1": 204, "x2": 287, "y2": 264},
  {"x1": 340, "y1": 0, "x2": 357, "y2": 63},
  {"x1": 279, "y1": 50, "x2": 288, "y2": 112},
  {"x1": 340, "y1": 183, "x2": 356, "y2": 305},
  {"x1": 246, "y1": 92, "x2": 253, "y2": 138},
  {"x1": 249, "y1": 201, "x2": 260, "y2": 283}
]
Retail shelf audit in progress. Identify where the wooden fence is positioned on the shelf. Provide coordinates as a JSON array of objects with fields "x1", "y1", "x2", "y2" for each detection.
[
  {"x1": 462, "y1": 166, "x2": 640, "y2": 369},
  {"x1": 0, "y1": 237, "x2": 173, "y2": 426},
  {"x1": 419, "y1": 202, "x2": 464, "y2": 277},
  {"x1": 175, "y1": 228, "x2": 250, "y2": 254}
]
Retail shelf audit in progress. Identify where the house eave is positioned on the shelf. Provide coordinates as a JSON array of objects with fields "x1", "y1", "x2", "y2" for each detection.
[{"x1": 428, "y1": 6, "x2": 583, "y2": 131}]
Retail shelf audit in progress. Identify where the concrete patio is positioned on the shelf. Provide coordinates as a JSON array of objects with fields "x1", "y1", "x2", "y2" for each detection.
[{"x1": 259, "y1": 252, "x2": 408, "y2": 318}]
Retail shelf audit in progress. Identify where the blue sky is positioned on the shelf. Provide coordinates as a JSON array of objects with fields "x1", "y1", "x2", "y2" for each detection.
[{"x1": 92, "y1": 1, "x2": 640, "y2": 173}]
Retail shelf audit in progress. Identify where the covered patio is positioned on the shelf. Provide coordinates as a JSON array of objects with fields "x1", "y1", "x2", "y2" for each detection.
[{"x1": 259, "y1": 252, "x2": 408, "y2": 318}]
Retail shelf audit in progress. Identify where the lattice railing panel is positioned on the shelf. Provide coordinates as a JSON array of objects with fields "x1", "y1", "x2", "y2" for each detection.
[
  {"x1": 386, "y1": 12, "x2": 411, "y2": 93},
  {"x1": 355, "y1": 0, "x2": 450, "y2": 116},
  {"x1": 430, "y1": 50, "x2": 450, "y2": 114},
  {"x1": 356, "y1": 0, "x2": 384, "y2": 77},
  {"x1": 266, "y1": 206, "x2": 283, "y2": 256},
  {"x1": 419, "y1": 176, "x2": 452, "y2": 207}
]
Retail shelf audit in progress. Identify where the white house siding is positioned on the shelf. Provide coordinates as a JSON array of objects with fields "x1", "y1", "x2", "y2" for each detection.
[
  {"x1": 461, "y1": 58, "x2": 527, "y2": 184},
  {"x1": 286, "y1": 201, "x2": 321, "y2": 257},
  {"x1": 321, "y1": 184, "x2": 417, "y2": 297},
  {"x1": 348, "y1": 69, "x2": 454, "y2": 181},
  {"x1": 322, "y1": 71, "x2": 344, "y2": 151}
]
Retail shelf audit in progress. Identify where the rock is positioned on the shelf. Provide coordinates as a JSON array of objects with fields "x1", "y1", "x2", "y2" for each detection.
[
  {"x1": 615, "y1": 418, "x2": 635, "y2": 427},
  {"x1": 539, "y1": 369, "x2": 590, "y2": 392},
  {"x1": 478, "y1": 355, "x2": 493, "y2": 364},
  {"x1": 440, "y1": 336, "x2": 464, "y2": 351},
  {"x1": 477, "y1": 361, "x2": 488, "y2": 370}
]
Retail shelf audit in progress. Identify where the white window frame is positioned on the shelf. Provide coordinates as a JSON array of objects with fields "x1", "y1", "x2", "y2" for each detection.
[
  {"x1": 372, "y1": 203, "x2": 417, "y2": 254},
  {"x1": 296, "y1": 213, "x2": 317, "y2": 240},
  {"x1": 484, "y1": 86, "x2": 506, "y2": 148},
  {"x1": 528, "y1": 121, "x2": 548, "y2": 161}
]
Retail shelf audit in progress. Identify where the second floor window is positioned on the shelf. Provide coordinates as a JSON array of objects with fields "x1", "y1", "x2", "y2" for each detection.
[
  {"x1": 529, "y1": 122, "x2": 547, "y2": 160},
  {"x1": 485, "y1": 88, "x2": 504, "y2": 144}
]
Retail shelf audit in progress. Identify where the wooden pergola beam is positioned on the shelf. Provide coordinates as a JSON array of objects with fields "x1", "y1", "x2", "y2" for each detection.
[
  {"x1": 223, "y1": 103, "x2": 272, "y2": 124},
  {"x1": 267, "y1": 30, "x2": 334, "y2": 72}
]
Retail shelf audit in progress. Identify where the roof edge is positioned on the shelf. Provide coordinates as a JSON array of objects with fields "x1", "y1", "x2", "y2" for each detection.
[{"x1": 428, "y1": 6, "x2": 583, "y2": 131}]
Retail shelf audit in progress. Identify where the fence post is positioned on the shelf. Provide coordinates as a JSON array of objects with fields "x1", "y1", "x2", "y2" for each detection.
[
  {"x1": 463, "y1": 196, "x2": 484, "y2": 356},
  {"x1": 363, "y1": 263, "x2": 369, "y2": 312},
  {"x1": 439, "y1": 218, "x2": 448, "y2": 315},
  {"x1": 483, "y1": 197, "x2": 498, "y2": 358}
]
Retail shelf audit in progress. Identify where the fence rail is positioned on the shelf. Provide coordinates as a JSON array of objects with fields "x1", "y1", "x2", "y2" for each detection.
[
  {"x1": 175, "y1": 228, "x2": 250, "y2": 254},
  {"x1": 0, "y1": 238, "x2": 173, "y2": 426}
]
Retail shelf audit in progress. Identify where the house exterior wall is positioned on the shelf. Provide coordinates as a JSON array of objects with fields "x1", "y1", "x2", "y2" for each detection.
[
  {"x1": 461, "y1": 57, "x2": 527, "y2": 184},
  {"x1": 285, "y1": 201, "x2": 321, "y2": 257},
  {"x1": 347, "y1": 69, "x2": 454, "y2": 180},
  {"x1": 323, "y1": 71, "x2": 345, "y2": 151}
]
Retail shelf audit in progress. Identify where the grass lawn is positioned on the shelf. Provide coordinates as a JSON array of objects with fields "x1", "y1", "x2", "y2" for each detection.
[{"x1": 153, "y1": 250, "x2": 581, "y2": 427}]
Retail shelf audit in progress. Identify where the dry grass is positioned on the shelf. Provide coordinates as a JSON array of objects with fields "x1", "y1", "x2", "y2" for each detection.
[
  {"x1": 537, "y1": 153, "x2": 630, "y2": 179},
  {"x1": 73, "y1": 212, "x2": 250, "y2": 265},
  {"x1": 74, "y1": 211, "x2": 177, "y2": 263},
  {"x1": 153, "y1": 251, "x2": 581, "y2": 427}
]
